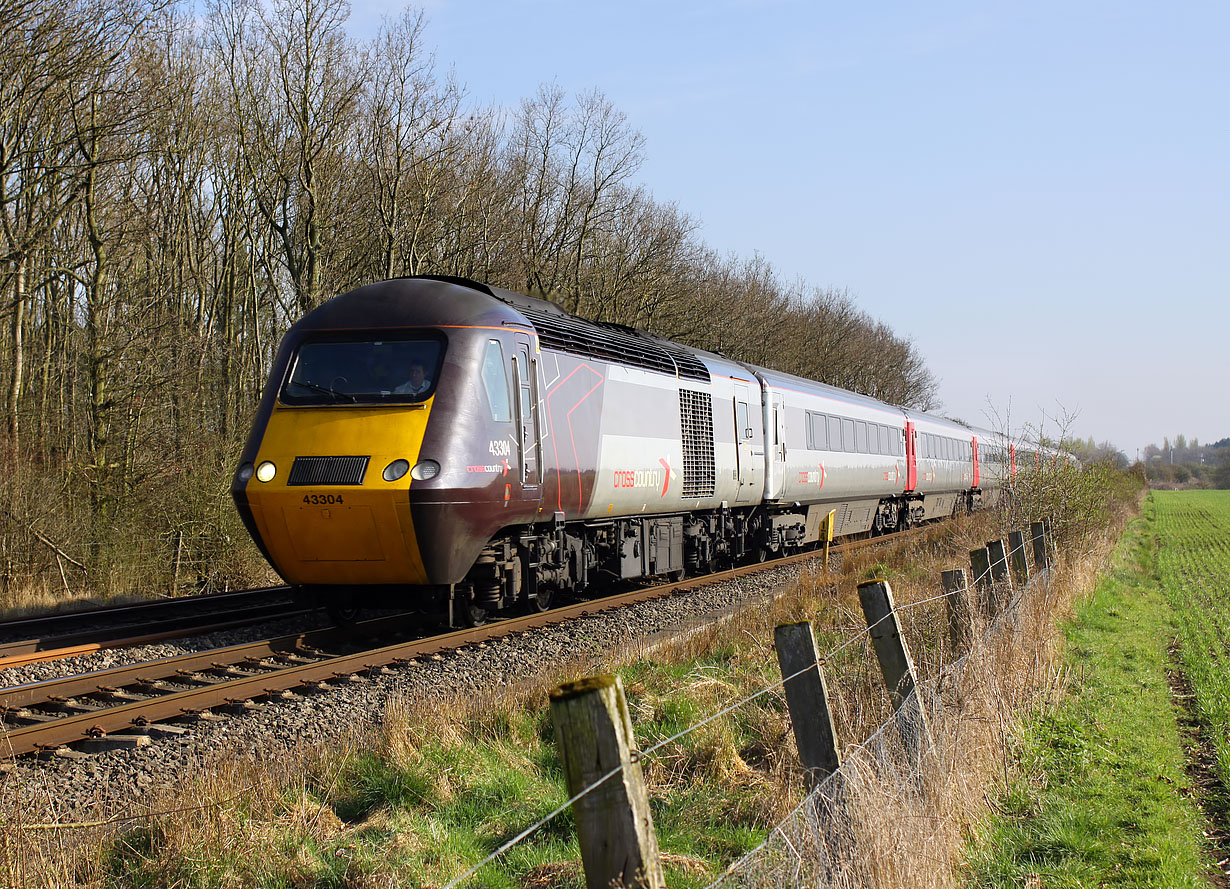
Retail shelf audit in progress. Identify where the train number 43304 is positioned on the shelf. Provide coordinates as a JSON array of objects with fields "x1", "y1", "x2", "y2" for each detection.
[{"x1": 303, "y1": 494, "x2": 344, "y2": 505}]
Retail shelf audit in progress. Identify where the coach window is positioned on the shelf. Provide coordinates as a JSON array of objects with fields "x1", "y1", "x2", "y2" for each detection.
[
  {"x1": 811, "y1": 413, "x2": 828, "y2": 450},
  {"x1": 481, "y1": 340, "x2": 512, "y2": 422},
  {"x1": 841, "y1": 418, "x2": 855, "y2": 453},
  {"x1": 855, "y1": 421, "x2": 868, "y2": 453}
]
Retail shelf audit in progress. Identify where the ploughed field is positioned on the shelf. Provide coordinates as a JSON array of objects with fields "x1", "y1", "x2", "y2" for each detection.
[{"x1": 1153, "y1": 490, "x2": 1230, "y2": 787}]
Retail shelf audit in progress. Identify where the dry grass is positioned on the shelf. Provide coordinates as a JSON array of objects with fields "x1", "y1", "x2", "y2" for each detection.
[{"x1": 0, "y1": 478, "x2": 1137, "y2": 889}]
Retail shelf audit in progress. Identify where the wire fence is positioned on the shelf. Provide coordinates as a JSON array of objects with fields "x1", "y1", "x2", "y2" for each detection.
[
  {"x1": 440, "y1": 531, "x2": 1046, "y2": 888},
  {"x1": 706, "y1": 537, "x2": 1041, "y2": 889}
]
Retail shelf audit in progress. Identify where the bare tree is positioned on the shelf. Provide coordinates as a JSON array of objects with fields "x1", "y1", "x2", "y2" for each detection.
[
  {"x1": 359, "y1": 9, "x2": 463, "y2": 279},
  {"x1": 214, "y1": 0, "x2": 360, "y2": 314}
]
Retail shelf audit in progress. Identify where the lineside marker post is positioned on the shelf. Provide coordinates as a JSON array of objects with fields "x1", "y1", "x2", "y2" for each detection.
[
  {"x1": 941, "y1": 569, "x2": 971, "y2": 653},
  {"x1": 1030, "y1": 521, "x2": 1049, "y2": 574},
  {"x1": 857, "y1": 579, "x2": 933, "y2": 767},
  {"x1": 549, "y1": 675, "x2": 665, "y2": 889},
  {"x1": 774, "y1": 622, "x2": 841, "y2": 787},
  {"x1": 821, "y1": 509, "x2": 836, "y2": 570},
  {"x1": 1007, "y1": 530, "x2": 1030, "y2": 586}
]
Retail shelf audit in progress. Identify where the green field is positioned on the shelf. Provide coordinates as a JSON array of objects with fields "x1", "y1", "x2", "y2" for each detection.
[
  {"x1": 966, "y1": 491, "x2": 1230, "y2": 886},
  {"x1": 1154, "y1": 490, "x2": 1230, "y2": 789}
]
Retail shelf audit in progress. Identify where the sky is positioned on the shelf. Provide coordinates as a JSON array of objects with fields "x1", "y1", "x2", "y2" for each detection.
[{"x1": 345, "y1": 0, "x2": 1228, "y2": 460}]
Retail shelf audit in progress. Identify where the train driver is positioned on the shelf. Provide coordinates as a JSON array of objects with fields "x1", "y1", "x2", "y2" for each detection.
[{"x1": 394, "y1": 360, "x2": 432, "y2": 396}]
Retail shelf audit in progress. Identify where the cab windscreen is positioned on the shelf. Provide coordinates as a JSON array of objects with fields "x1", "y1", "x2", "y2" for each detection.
[{"x1": 281, "y1": 336, "x2": 444, "y2": 405}]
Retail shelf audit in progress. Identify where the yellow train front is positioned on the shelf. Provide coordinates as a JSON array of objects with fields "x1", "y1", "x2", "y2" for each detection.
[{"x1": 231, "y1": 276, "x2": 546, "y2": 621}]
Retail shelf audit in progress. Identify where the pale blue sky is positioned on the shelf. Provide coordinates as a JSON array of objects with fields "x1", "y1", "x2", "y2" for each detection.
[{"x1": 347, "y1": 0, "x2": 1228, "y2": 458}]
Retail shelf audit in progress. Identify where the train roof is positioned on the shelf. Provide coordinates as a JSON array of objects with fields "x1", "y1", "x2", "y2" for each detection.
[
  {"x1": 289, "y1": 275, "x2": 528, "y2": 333},
  {"x1": 297, "y1": 278, "x2": 1060, "y2": 452}
]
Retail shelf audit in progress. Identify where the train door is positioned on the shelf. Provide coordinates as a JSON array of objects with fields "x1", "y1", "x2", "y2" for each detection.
[
  {"x1": 733, "y1": 384, "x2": 756, "y2": 502},
  {"x1": 768, "y1": 392, "x2": 786, "y2": 498},
  {"x1": 905, "y1": 421, "x2": 917, "y2": 491},
  {"x1": 511, "y1": 336, "x2": 541, "y2": 499},
  {"x1": 971, "y1": 437, "x2": 980, "y2": 488}
]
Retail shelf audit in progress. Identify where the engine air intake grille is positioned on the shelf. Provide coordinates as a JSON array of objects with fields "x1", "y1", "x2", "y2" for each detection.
[
  {"x1": 288, "y1": 456, "x2": 370, "y2": 486},
  {"x1": 679, "y1": 390, "x2": 716, "y2": 499},
  {"x1": 516, "y1": 307, "x2": 710, "y2": 382}
]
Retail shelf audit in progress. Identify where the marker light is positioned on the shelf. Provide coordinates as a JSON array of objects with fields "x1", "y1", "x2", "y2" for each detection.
[
  {"x1": 382, "y1": 459, "x2": 410, "y2": 482},
  {"x1": 237, "y1": 462, "x2": 254, "y2": 482},
  {"x1": 256, "y1": 461, "x2": 277, "y2": 482},
  {"x1": 410, "y1": 459, "x2": 440, "y2": 481}
]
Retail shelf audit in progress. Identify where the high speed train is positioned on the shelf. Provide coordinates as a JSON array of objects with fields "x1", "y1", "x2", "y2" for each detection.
[{"x1": 231, "y1": 276, "x2": 1058, "y2": 624}]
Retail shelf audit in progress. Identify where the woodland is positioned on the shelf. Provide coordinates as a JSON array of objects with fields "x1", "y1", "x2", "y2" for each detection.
[{"x1": 0, "y1": 0, "x2": 938, "y2": 603}]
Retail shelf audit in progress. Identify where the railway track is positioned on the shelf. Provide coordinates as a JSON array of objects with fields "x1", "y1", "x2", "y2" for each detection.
[
  {"x1": 0, "y1": 529, "x2": 924, "y2": 758},
  {"x1": 0, "y1": 586, "x2": 305, "y2": 670}
]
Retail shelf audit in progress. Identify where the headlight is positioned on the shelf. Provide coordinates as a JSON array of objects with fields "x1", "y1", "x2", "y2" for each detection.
[
  {"x1": 410, "y1": 459, "x2": 440, "y2": 481},
  {"x1": 382, "y1": 458, "x2": 410, "y2": 482},
  {"x1": 256, "y1": 461, "x2": 277, "y2": 482},
  {"x1": 237, "y1": 462, "x2": 254, "y2": 482}
]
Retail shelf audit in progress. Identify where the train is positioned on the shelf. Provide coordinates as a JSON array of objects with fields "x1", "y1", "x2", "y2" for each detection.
[{"x1": 231, "y1": 275, "x2": 1061, "y2": 625}]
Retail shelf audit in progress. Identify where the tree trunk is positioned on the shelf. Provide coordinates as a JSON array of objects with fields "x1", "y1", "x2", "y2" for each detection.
[{"x1": 6, "y1": 255, "x2": 25, "y2": 442}]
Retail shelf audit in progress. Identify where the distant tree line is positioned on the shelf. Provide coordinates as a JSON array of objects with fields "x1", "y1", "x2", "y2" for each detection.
[
  {"x1": 1062, "y1": 437, "x2": 1129, "y2": 470},
  {"x1": 0, "y1": 0, "x2": 938, "y2": 604},
  {"x1": 1141, "y1": 435, "x2": 1230, "y2": 489}
]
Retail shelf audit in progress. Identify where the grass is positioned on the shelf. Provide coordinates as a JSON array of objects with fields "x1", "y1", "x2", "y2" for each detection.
[{"x1": 964, "y1": 493, "x2": 1223, "y2": 887}]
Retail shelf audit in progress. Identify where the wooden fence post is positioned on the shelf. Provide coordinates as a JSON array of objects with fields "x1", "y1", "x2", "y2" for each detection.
[
  {"x1": 1007, "y1": 530, "x2": 1030, "y2": 586},
  {"x1": 775, "y1": 622, "x2": 841, "y2": 787},
  {"x1": 857, "y1": 579, "x2": 933, "y2": 766},
  {"x1": 1030, "y1": 521, "x2": 1049, "y2": 573},
  {"x1": 986, "y1": 539, "x2": 1010, "y2": 586},
  {"x1": 969, "y1": 547, "x2": 991, "y2": 590},
  {"x1": 941, "y1": 568, "x2": 971, "y2": 652},
  {"x1": 969, "y1": 546, "x2": 992, "y2": 615},
  {"x1": 549, "y1": 675, "x2": 665, "y2": 889},
  {"x1": 986, "y1": 539, "x2": 1010, "y2": 614}
]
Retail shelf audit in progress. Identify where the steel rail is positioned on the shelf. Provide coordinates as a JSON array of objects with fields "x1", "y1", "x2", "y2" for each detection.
[
  {"x1": 0, "y1": 586, "x2": 293, "y2": 641},
  {"x1": 0, "y1": 527, "x2": 931, "y2": 758},
  {"x1": 0, "y1": 587, "x2": 297, "y2": 668},
  {"x1": 0, "y1": 608, "x2": 319, "y2": 670}
]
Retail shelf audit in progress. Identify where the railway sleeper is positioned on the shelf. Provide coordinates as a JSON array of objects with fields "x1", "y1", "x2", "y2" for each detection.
[
  {"x1": 3, "y1": 707, "x2": 58, "y2": 726},
  {"x1": 39, "y1": 697, "x2": 101, "y2": 715},
  {"x1": 92, "y1": 688, "x2": 149, "y2": 703},
  {"x1": 75, "y1": 734, "x2": 152, "y2": 753}
]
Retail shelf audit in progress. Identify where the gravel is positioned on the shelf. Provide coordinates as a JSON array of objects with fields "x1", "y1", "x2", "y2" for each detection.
[{"x1": 1, "y1": 560, "x2": 820, "y2": 827}]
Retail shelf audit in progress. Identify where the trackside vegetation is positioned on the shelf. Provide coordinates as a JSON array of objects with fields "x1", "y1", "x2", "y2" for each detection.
[
  {"x1": 2, "y1": 464, "x2": 1144, "y2": 888},
  {"x1": 965, "y1": 491, "x2": 1230, "y2": 887}
]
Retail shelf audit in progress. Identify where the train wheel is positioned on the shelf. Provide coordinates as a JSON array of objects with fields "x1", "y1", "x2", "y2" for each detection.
[
  {"x1": 328, "y1": 603, "x2": 362, "y2": 625},
  {"x1": 460, "y1": 603, "x2": 488, "y2": 627},
  {"x1": 525, "y1": 587, "x2": 553, "y2": 614}
]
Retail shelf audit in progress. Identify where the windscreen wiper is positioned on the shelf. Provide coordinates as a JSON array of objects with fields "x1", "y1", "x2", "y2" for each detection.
[{"x1": 293, "y1": 379, "x2": 357, "y2": 403}]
